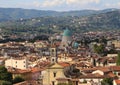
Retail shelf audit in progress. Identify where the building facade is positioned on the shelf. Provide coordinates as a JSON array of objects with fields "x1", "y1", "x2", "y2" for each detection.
[{"x1": 5, "y1": 57, "x2": 28, "y2": 70}]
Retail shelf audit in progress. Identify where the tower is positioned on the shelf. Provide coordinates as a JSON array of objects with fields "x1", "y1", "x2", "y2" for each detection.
[
  {"x1": 50, "y1": 46, "x2": 58, "y2": 63},
  {"x1": 61, "y1": 29, "x2": 72, "y2": 48}
]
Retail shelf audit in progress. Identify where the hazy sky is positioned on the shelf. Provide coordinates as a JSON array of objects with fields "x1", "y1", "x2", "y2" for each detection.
[{"x1": 0, "y1": 0, "x2": 120, "y2": 11}]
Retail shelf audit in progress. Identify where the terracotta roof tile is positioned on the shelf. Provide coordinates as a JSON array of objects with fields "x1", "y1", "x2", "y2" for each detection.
[
  {"x1": 56, "y1": 78, "x2": 69, "y2": 81},
  {"x1": 108, "y1": 72, "x2": 116, "y2": 78},
  {"x1": 8, "y1": 67, "x2": 43, "y2": 74},
  {"x1": 9, "y1": 69, "x2": 30, "y2": 74},
  {"x1": 79, "y1": 73, "x2": 105, "y2": 79},
  {"x1": 98, "y1": 68, "x2": 110, "y2": 73},
  {"x1": 115, "y1": 80, "x2": 120, "y2": 84},
  {"x1": 110, "y1": 66, "x2": 120, "y2": 71},
  {"x1": 58, "y1": 62, "x2": 70, "y2": 67},
  {"x1": 30, "y1": 67, "x2": 43, "y2": 73}
]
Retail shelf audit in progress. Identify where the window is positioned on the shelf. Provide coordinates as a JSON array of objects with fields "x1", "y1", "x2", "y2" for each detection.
[
  {"x1": 16, "y1": 65, "x2": 17, "y2": 67},
  {"x1": 24, "y1": 65, "x2": 26, "y2": 67},
  {"x1": 118, "y1": 72, "x2": 120, "y2": 75},
  {"x1": 52, "y1": 49, "x2": 54, "y2": 52},
  {"x1": 51, "y1": 49, "x2": 54, "y2": 56},
  {"x1": 23, "y1": 61, "x2": 25, "y2": 63},
  {"x1": 52, "y1": 81, "x2": 55, "y2": 85},
  {"x1": 53, "y1": 72, "x2": 56, "y2": 77},
  {"x1": 16, "y1": 61, "x2": 17, "y2": 63},
  {"x1": 76, "y1": 81, "x2": 78, "y2": 85},
  {"x1": 52, "y1": 59, "x2": 54, "y2": 62}
]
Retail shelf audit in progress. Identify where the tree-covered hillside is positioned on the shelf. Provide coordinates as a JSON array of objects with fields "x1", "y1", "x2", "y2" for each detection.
[
  {"x1": 0, "y1": 10, "x2": 120, "y2": 35},
  {"x1": 0, "y1": 8, "x2": 118, "y2": 21}
]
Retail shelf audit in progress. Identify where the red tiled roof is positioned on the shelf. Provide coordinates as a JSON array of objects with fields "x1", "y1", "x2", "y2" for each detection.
[
  {"x1": 30, "y1": 67, "x2": 43, "y2": 73},
  {"x1": 8, "y1": 67, "x2": 43, "y2": 74},
  {"x1": 115, "y1": 80, "x2": 120, "y2": 84},
  {"x1": 81, "y1": 67, "x2": 97, "y2": 73},
  {"x1": 110, "y1": 66, "x2": 120, "y2": 71},
  {"x1": 79, "y1": 73, "x2": 110, "y2": 79},
  {"x1": 108, "y1": 72, "x2": 116, "y2": 78},
  {"x1": 81, "y1": 67, "x2": 113, "y2": 75},
  {"x1": 98, "y1": 68, "x2": 110, "y2": 73},
  {"x1": 58, "y1": 62, "x2": 70, "y2": 67},
  {"x1": 0, "y1": 58, "x2": 5, "y2": 60},
  {"x1": 56, "y1": 78, "x2": 69, "y2": 81},
  {"x1": 9, "y1": 69, "x2": 30, "y2": 74}
]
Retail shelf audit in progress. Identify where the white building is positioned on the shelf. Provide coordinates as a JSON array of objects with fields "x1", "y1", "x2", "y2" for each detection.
[
  {"x1": 5, "y1": 57, "x2": 28, "y2": 70},
  {"x1": 107, "y1": 54, "x2": 117, "y2": 58}
]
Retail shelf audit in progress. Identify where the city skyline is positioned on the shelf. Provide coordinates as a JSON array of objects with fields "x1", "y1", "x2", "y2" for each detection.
[{"x1": 0, "y1": 0, "x2": 120, "y2": 11}]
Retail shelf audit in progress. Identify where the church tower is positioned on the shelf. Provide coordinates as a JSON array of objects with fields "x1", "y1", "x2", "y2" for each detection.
[{"x1": 50, "y1": 45, "x2": 58, "y2": 63}]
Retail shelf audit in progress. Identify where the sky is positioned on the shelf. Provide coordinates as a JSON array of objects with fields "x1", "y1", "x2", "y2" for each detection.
[{"x1": 0, "y1": 0, "x2": 120, "y2": 11}]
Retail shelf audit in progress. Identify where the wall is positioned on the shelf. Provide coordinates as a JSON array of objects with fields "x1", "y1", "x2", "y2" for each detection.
[{"x1": 5, "y1": 58, "x2": 28, "y2": 70}]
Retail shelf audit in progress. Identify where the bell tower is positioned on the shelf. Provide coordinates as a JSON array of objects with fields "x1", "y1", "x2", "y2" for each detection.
[{"x1": 50, "y1": 46, "x2": 58, "y2": 63}]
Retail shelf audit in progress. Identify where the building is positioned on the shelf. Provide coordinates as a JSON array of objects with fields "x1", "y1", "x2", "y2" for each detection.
[
  {"x1": 61, "y1": 29, "x2": 72, "y2": 48},
  {"x1": 41, "y1": 44, "x2": 70, "y2": 85},
  {"x1": 5, "y1": 57, "x2": 28, "y2": 70},
  {"x1": 80, "y1": 67, "x2": 117, "y2": 84},
  {"x1": 42, "y1": 63, "x2": 69, "y2": 85},
  {"x1": 8, "y1": 67, "x2": 42, "y2": 81},
  {"x1": 112, "y1": 40, "x2": 120, "y2": 48}
]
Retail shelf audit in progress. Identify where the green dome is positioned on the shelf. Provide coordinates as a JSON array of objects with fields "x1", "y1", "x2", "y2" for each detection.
[
  {"x1": 63, "y1": 29, "x2": 72, "y2": 36},
  {"x1": 73, "y1": 42, "x2": 79, "y2": 48}
]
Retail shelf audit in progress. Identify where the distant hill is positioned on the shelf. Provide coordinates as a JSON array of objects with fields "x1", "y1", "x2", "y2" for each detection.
[
  {"x1": 81, "y1": 10, "x2": 120, "y2": 29},
  {"x1": 0, "y1": 8, "x2": 119, "y2": 21},
  {"x1": 0, "y1": 8, "x2": 58, "y2": 21},
  {"x1": 0, "y1": 9, "x2": 120, "y2": 35}
]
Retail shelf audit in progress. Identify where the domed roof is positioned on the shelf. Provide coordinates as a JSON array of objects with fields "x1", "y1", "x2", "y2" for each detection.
[
  {"x1": 73, "y1": 42, "x2": 79, "y2": 48},
  {"x1": 63, "y1": 29, "x2": 72, "y2": 36}
]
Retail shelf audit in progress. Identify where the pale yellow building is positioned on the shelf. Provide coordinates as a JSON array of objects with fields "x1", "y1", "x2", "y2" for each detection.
[
  {"x1": 34, "y1": 41, "x2": 47, "y2": 48},
  {"x1": 5, "y1": 57, "x2": 28, "y2": 70},
  {"x1": 112, "y1": 40, "x2": 120, "y2": 48},
  {"x1": 58, "y1": 53, "x2": 72, "y2": 62},
  {"x1": 42, "y1": 63, "x2": 69, "y2": 85}
]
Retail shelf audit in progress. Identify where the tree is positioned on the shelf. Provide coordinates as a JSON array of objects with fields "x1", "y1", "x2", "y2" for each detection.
[
  {"x1": 100, "y1": 36, "x2": 107, "y2": 44},
  {"x1": 0, "y1": 80, "x2": 12, "y2": 85},
  {"x1": 94, "y1": 44, "x2": 105, "y2": 54},
  {"x1": 0, "y1": 66, "x2": 12, "y2": 82},
  {"x1": 116, "y1": 53, "x2": 120, "y2": 66},
  {"x1": 101, "y1": 78, "x2": 113, "y2": 85},
  {"x1": 13, "y1": 76, "x2": 25, "y2": 84}
]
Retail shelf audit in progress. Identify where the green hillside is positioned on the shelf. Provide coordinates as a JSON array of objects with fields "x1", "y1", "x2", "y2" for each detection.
[
  {"x1": 0, "y1": 8, "x2": 118, "y2": 21},
  {"x1": 0, "y1": 10, "x2": 120, "y2": 35}
]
